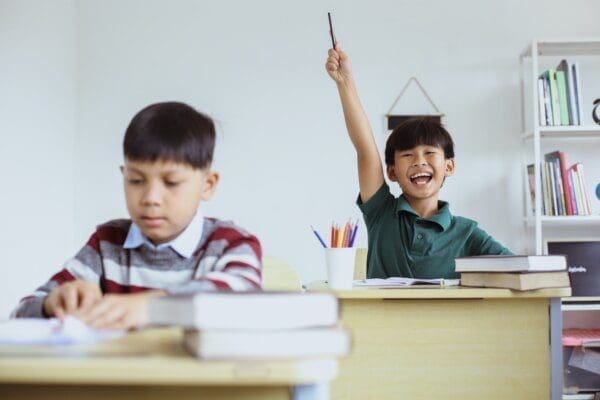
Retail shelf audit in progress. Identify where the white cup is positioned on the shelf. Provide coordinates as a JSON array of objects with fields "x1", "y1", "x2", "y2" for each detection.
[{"x1": 325, "y1": 247, "x2": 356, "y2": 290}]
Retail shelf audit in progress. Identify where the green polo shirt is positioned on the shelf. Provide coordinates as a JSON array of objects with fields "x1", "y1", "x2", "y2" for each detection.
[{"x1": 357, "y1": 183, "x2": 513, "y2": 279}]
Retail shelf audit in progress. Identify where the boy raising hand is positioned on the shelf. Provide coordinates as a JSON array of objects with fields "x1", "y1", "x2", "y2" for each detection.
[{"x1": 326, "y1": 45, "x2": 512, "y2": 280}]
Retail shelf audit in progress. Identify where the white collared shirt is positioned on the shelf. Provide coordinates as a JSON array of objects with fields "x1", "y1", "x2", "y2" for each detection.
[{"x1": 123, "y1": 210, "x2": 204, "y2": 258}]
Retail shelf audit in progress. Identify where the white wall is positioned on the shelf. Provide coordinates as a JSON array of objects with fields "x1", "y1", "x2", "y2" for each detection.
[
  {"x1": 2, "y1": 0, "x2": 599, "y2": 317},
  {"x1": 0, "y1": 1, "x2": 76, "y2": 317}
]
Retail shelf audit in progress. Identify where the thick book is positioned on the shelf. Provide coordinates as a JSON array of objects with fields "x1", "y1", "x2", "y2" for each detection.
[
  {"x1": 182, "y1": 326, "x2": 351, "y2": 360},
  {"x1": 148, "y1": 292, "x2": 339, "y2": 330},
  {"x1": 557, "y1": 59, "x2": 578, "y2": 125},
  {"x1": 460, "y1": 271, "x2": 570, "y2": 291},
  {"x1": 454, "y1": 255, "x2": 567, "y2": 272},
  {"x1": 555, "y1": 70, "x2": 570, "y2": 125}
]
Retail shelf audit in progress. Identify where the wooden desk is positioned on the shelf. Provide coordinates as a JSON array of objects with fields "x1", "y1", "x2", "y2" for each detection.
[
  {"x1": 0, "y1": 327, "x2": 337, "y2": 400},
  {"x1": 308, "y1": 282, "x2": 571, "y2": 400}
]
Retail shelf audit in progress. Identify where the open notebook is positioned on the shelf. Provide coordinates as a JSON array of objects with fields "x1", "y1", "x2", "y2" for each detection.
[
  {"x1": 353, "y1": 277, "x2": 460, "y2": 287},
  {"x1": 0, "y1": 316, "x2": 124, "y2": 345}
]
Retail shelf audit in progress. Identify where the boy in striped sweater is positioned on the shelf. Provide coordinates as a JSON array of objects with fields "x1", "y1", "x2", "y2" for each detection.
[{"x1": 12, "y1": 102, "x2": 262, "y2": 329}]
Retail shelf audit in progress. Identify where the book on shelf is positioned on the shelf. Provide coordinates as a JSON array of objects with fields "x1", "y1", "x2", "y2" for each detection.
[
  {"x1": 182, "y1": 326, "x2": 351, "y2": 360},
  {"x1": 527, "y1": 151, "x2": 592, "y2": 216},
  {"x1": 460, "y1": 271, "x2": 569, "y2": 291},
  {"x1": 526, "y1": 164, "x2": 536, "y2": 213},
  {"x1": 454, "y1": 255, "x2": 566, "y2": 272},
  {"x1": 538, "y1": 60, "x2": 583, "y2": 127},
  {"x1": 572, "y1": 62, "x2": 583, "y2": 125},
  {"x1": 557, "y1": 59, "x2": 578, "y2": 125},
  {"x1": 148, "y1": 292, "x2": 339, "y2": 330},
  {"x1": 563, "y1": 329, "x2": 600, "y2": 347}
]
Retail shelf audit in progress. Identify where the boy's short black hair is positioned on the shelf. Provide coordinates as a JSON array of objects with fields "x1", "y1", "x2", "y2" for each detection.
[
  {"x1": 384, "y1": 117, "x2": 454, "y2": 166},
  {"x1": 123, "y1": 101, "x2": 215, "y2": 169}
]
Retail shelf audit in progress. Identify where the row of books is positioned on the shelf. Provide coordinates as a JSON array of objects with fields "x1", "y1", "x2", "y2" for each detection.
[
  {"x1": 527, "y1": 151, "x2": 592, "y2": 216},
  {"x1": 148, "y1": 292, "x2": 350, "y2": 360},
  {"x1": 455, "y1": 255, "x2": 569, "y2": 291},
  {"x1": 537, "y1": 59, "x2": 583, "y2": 126}
]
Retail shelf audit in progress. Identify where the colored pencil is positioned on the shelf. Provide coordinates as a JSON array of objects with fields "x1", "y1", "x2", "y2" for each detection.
[{"x1": 310, "y1": 226, "x2": 327, "y2": 248}]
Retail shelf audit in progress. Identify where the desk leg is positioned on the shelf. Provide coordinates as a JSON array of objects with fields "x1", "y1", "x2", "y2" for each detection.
[
  {"x1": 292, "y1": 383, "x2": 329, "y2": 400},
  {"x1": 550, "y1": 297, "x2": 563, "y2": 400}
]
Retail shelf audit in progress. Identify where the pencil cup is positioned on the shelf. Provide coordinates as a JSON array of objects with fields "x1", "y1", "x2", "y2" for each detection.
[{"x1": 325, "y1": 248, "x2": 356, "y2": 290}]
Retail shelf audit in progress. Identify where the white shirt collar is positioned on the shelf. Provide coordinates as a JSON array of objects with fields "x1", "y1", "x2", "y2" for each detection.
[{"x1": 123, "y1": 209, "x2": 204, "y2": 258}]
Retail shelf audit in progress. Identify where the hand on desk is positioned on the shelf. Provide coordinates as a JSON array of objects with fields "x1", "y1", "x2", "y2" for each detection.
[
  {"x1": 74, "y1": 290, "x2": 166, "y2": 330},
  {"x1": 43, "y1": 280, "x2": 102, "y2": 320},
  {"x1": 43, "y1": 281, "x2": 166, "y2": 330}
]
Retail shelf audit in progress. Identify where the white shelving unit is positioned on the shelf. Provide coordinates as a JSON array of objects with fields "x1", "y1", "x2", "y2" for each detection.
[
  {"x1": 520, "y1": 39, "x2": 600, "y2": 400},
  {"x1": 519, "y1": 38, "x2": 600, "y2": 255},
  {"x1": 562, "y1": 296, "x2": 600, "y2": 399}
]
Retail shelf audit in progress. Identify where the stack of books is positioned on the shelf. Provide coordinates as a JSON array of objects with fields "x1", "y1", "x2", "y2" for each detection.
[
  {"x1": 148, "y1": 292, "x2": 350, "y2": 360},
  {"x1": 538, "y1": 59, "x2": 582, "y2": 126},
  {"x1": 527, "y1": 150, "x2": 591, "y2": 216},
  {"x1": 455, "y1": 255, "x2": 570, "y2": 291}
]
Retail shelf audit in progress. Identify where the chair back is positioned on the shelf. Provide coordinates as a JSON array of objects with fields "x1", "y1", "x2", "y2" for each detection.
[
  {"x1": 262, "y1": 256, "x2": 302, "y2": 291},
  {"x1": 354, "y1": 248, "x2": 367, "y2": 280}
]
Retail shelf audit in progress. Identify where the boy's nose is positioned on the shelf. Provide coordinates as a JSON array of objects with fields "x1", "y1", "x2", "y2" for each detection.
[
  {"x1": 412, "y1": 157, "x2": 427, "y2": 166},
  {"x1": 142, "y1": 186, "x2": 162, "y2": 205}
]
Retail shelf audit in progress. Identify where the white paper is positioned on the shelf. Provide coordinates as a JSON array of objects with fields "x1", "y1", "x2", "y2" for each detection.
[
  {"x1": 0, "y1": 317, "x2": 124, "y2": 345},
  {"x1": 353, "y1": 277, "x2": 460, "y2": 287}
]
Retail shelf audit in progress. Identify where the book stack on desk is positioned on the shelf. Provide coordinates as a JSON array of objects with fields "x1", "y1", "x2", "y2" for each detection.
[
  {"x1": 148, "y1": 292, "x2": 350, "y2": 360},
  {"x1": 455, "y1": 255, "x2": 570, "y2": 291}
]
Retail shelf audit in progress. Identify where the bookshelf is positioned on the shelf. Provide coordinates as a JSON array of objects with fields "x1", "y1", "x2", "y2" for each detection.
[
  {"x1": 519, "y1": 38, "x2": 600, "y2": 255},
  {"x1": 520, "y1": 39, "x2": 600, "y2": 400}
]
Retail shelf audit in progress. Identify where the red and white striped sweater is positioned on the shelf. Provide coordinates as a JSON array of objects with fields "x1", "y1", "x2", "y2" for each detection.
[{"x1": 12, "y1": 217, "x2": 262, "y2": 318}]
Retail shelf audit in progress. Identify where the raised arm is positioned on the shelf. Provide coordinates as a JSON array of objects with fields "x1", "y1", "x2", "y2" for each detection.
[{"x1": 325, "y1": 45, "x2": 384, "y2": 202}]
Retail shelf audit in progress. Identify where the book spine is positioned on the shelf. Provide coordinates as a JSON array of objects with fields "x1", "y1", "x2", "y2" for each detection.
[
  {"x1": 548, "y1": 70, "x2": 561, "y2": 125},
  {"x1": 553, "y1": 159, "x2": 566, "y2": 215},
  {"x1": 566, "y1": 168, "x2": 578, "y2": 215},
  {"x1": 555, "y1": 70, "x2": 570, "y2": 125},
  {"x1": 573, "y1": 62, "x2": 583, "y2": 125},
  {"x1": 571, "y1": 167, "x2": 584, "y2": 215},
  {"x1": 544, "y1": 161, "x2": 555, "y2": 215},
  {"x1": 564, "y1": 60, "x2": 578, "y2": 125},
  {"x1": 548, "y1": 160, "x2": 558, "y2": 215},
  {"x1": 576, "y1": 164, "x2": 591, "y2": 215},
  {"x1": 527, "y1": 164, "x2": 535, "y2": 213},
  {"x1": 542, "y1": 76, "x2": 553, "y2": 125},
  {"x1": 540, "y1": 162, "x2": 546, "y2": 215},
  {"x1": 557, "y1": 152, "x2": 573, "y2": 215},
  {"x1": 537, "y1": 78, "x2": 546, "y2": 126}
]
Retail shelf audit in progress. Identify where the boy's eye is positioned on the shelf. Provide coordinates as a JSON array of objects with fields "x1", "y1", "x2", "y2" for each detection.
[
  {"x1": 128, "y1": 179, "x2": 143, "y2": 185},
  {"x1": 165, "y1": 181, "x2": 180, "y2": 187},
  {"x1": 401, "y1": 153, "x2": 412, "y2": 158}
]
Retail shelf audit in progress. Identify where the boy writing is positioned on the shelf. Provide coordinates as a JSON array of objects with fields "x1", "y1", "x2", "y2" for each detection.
[
  {"x1": 325, "y1": 45, "x2": 512, "y2": 279},
  {"x1": 12, "y1": 102, "x2": 262, "y2": 329}
]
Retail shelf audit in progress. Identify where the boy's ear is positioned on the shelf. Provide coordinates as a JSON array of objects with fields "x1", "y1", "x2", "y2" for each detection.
[
  {"x1": 444, "y1": 159, "x2": 455, "y2": 177},
  {"x1": 119, "y1": 165, "x2": 125, "y2": 175},
  {"x1": 386, "y1": 165, "x2": 398, "y2": 182},
  {"x1": 200, "y1": 170, "x2": 220, "y2": 201}
]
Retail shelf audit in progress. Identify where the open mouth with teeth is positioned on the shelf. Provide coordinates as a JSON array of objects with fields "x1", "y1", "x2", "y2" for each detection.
[{"x1": 409, "y1": 172, "x2": 433, "y2": 185}]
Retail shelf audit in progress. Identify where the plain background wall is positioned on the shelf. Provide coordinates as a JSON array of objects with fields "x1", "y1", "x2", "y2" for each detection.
[
  {"x1": 2, "y1": 0, "x2": 599, "y2": 318},
  {"x1": 1, "y1": 1, "x2": 76, "y2": 318}
]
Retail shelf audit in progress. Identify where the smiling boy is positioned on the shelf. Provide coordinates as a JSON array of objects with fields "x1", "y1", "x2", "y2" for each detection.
[
  {"x1": 12, "y1": 102, "x2": 262, "y2": 328},
  {"x1": 325, "y1": 46, "x2": 511, "y2": 279}
]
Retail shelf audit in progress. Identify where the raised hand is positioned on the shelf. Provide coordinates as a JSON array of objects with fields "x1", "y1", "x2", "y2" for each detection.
[{"x1": 325, "y1": 45, "x2": 352, "y2": 84}]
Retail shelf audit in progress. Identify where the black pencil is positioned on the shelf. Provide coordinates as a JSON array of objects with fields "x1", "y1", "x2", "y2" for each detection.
[{"x1": 328, "y1": 12, "x2": 336, "y2": 49}]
